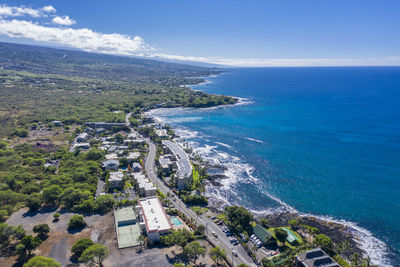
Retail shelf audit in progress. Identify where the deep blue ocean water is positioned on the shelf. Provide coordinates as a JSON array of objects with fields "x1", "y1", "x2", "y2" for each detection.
[{"x1": 149, "y1": 67, "x2": 400, "y2": 265}]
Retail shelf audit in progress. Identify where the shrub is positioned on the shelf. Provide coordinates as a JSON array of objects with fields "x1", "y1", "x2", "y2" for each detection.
[
  {"x1": 24, "y1": 256, "x2": 61, "y2": 267},
  {"x1": 94, "y1": 195, "x2": 115, "y2": 213},
  {"x1": 71, "y1": 238, "x2": 95, "y2": 258},
  {"x1": 274, "y1": 228, "x2": 288, "y2": 242},
  {"x1": 68, "y1": 215, "x2": 87, "y2": 231}
]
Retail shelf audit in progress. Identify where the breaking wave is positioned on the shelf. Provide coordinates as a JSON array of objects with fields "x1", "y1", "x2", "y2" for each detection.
[{"x1": 146, "y1": 109, "x2": 393, "y2": 267}]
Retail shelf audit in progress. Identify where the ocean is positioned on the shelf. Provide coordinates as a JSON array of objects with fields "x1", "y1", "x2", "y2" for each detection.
[{"x1": 147, "y1": 67, "x2": 400, "y2": 266}]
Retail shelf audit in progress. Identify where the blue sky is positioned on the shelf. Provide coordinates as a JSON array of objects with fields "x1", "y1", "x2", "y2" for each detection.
[{"x1": 0, "y1": 0, "x2": 399, "y2": 66}]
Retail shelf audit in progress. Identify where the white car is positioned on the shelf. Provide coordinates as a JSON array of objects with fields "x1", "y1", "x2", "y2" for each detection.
[{"x1": 232, "y1": 250, "x2": 238, "y2": 257}]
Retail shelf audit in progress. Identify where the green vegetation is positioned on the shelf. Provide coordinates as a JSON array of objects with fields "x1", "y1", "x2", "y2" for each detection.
[
  {"x1": 274, "y1": 228, "x2": 288, "y2": 243},
  {"x1": 210, "y1": 246, "x2": 227, "y2": 265},
  {"x1": 33, "y1": 224, "x2": 50, "y2": 240},
  {"x1": 0, "y1": 42, "x2": 235, "y2": 138},
  {"x1": 161, "y1": 228, "x2": 194, "y2": 249},
  {"x1": 71, "y1": 238, "x2": 95, "y2": 258},
  {"x1": 182, "y1": 241, "x2": 205, "y2": 264},
  {"x1": 94, "y1": 194, "x2": 115, "y2": 213},
  {"x1": 68, "y1": 215, "x2": 87, "y2": 231},
  {"x1": 24, "y1": 256, "x2": 61, "y2": 267},
  {"x1": 78, "y1": 244, "x2": 109, "y2": 267},
  {"x1": 224, "y1": 205, "x2": 253, "y2": 233}
]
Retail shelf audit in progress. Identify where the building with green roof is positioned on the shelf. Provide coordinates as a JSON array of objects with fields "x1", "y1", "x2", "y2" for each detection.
[{"x1": 253, "y1": 224, "x2": 276, "y2": 246}]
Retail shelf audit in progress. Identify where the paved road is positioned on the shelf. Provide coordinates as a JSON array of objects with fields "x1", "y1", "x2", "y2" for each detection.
[{"x1": 144, "y1": 139, "x2": 256, "y2": 267}]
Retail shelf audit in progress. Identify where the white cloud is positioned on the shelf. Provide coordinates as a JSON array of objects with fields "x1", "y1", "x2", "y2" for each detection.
[
  {"x1": 0, "y1": 19, "x2": 149, "y2": 55},
  {"x1": 0, "y1": 4, "x2": 55, "y2": 18},
  {"x1": 52, "y1": 15, "x2": 76, "y2": 26},
  {"x1": 0, "y1": 4, "x2": 398, "y2": 67},
  {"x1": 152, "y1": 53, "x2": 400, "y2": 67},
  {"x1": 42, "y1": 5, "x2": 56, "y2": 13}
]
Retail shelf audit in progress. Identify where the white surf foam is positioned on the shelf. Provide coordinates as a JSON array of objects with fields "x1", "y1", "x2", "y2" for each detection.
[
  {"x1": 244, "y1": 137, "x2": 265, "y2": 143},
  {"x1": 146, "y1": 108, "x2": 393, "y2": 267}
]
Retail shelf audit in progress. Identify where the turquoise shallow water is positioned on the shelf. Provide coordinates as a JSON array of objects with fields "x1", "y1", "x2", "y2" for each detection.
[{"x1": 150, "y1": 67, "x2": 400, "y2": 265}]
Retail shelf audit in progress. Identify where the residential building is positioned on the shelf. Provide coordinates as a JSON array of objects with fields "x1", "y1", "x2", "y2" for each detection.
[
  {"x1": 136, "y1": 197, "x2": 172, "y2": 243},
  {"x1": 109, "y1": 171, "x2": 124, "y2": 189},
  {"x1": 155, "y1": 129, "x2": 168, "y2": 138},
  {"x1": 253, "y1": 224, "x2": 276, "y2": 246},
  {"x1": 73, "y1": 143, "x2": 90, "y2": 151},
  {"x1": 132, "y1": 162, "x2": 142, "y2": 172},
  {"x1": 134, "y1": 173, "x2": 156, "y2": 197},
  {"x1": 85, "y1": 122, "x2": 125, "y2": 130},
  {"x1": 296, "y1": 248, "x2": 340, "y2": 267},
  {"x1": 102, "y1": 159, "x2": 119, "y2": 171},
  {"x1": 162, "y1": 140, "x2": 192, "y2": 189},
  {"x1": 77, "y1": 132, "x2": 89, "y2": 142}
]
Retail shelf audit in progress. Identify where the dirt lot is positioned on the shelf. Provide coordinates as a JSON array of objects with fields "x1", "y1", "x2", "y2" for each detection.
[
  {"x1": 1, "y1": 208, "x2": 219, "y2": 267},
  {"x1": 1, "y1": 207, "x2": 113, "y2": 267}
]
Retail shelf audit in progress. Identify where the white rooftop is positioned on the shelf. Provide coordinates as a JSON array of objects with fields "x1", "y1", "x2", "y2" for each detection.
[{"x1": 139, "y1": 197, "x2": 171, "y2": 233}]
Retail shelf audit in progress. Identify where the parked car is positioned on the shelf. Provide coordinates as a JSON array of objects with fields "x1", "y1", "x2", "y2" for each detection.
[{"x1": 211, "y1": 216, "x2": 216, "y2": 220}]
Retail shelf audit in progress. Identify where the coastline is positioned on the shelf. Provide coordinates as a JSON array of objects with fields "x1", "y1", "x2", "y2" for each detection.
[{"x1": 143, "y1": 73, "x2": 395, "y2": 266}]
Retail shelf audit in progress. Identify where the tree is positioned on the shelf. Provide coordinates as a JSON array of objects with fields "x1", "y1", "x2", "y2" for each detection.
[
  {"x1": 26, "y1": 193, "x2": 42, "y2": 211},
  {"x1": 79, "y1": 244, "x2": 109, "y2": 267},
  {"x1": 182, "y1": 241, "x2": 205, "y2": 264},
  {"x1": 24, "y1": 256, "x2": 61, "y2": 267},
  {"x1": 86, "y1": 148, "x2": 104, "y2": 161},
  {"x1": 94, "y1": 195, "x2": 115, "y2": 213},
  {"x1": 288, "y1": 219, "x2": 299, "y2": 229},
  {"x1": 238, "y1": 264, "x2": 250, "y2": 267},
  {"x1": 20, "y1": 235, "x2": 42, "y2": 256},
  {"x1": 33, "y1": 224, "x2": 50, "y2": 239},
  {"x1": 274, "y1": 228, "x2": 288, "y2": 243},
  {"x1": 194, "y1": 224, "x2": 205, "y2": 235},
  {"x1": 260, "y1": 218, "x2": 269, "y2": 228},
  {"x1": 314, "y1": 234, "x2": 334, "y2": 255},
  {"x1": 42, "y1": 185, "x2": 62, "y2": 204},
  {"x1": 224, "y1": 206, "x2": 253, "y2": 233},
  {"x1": 71, "y1": 238, "x2": 95, "y2": 258},
  {"x1": 0, "y1": 210, "x2": 7, "y2": 222},
  {"x1": 210, "y1": 246, "x2": 226, "y2": 265},
  {"x1": 163, "y1": 228, "x2": 194, "y2": 249},
  {"x1": 136, "y1": 235, "x2": 146, "y2": 250},
  {"x1": 53, "y1": 212, "x2": 60, "y2": 222},
  {"x1": 191, "y1": 206, "x2": 203, "y2": 226},
  {"x1": 68, "y1": 215, "x2": 87, "y2": 231}
]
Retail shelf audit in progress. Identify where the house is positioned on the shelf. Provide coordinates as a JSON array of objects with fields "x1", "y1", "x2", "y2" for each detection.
[
  {"x1": 126, "y1": 152, "x2": 140, "y2": 163},
  {"x1": 296, "y1": 248, "x2": 340, "y2": 267},
  {"x1": 105, "y1": 153, "x2": 118, "y2": 160},
  {"x1": 51, "y1": 120, "x2": 63, "y2": 126},
  {"x1": 102, "y1": 159, "x2": 119, "y2": 171},
  {"x1": 155, "y1": 129, "x2": 168, "y2": 138},
  {"x1": 73, "y1": 143, "x2": 90, "y2": 151},
  {"x1": 85, "y1": 122, "x2": 125, "y2": 130},
  {"x1": 253, "y1": 224, "x2": 276, "y2": 246},
  {"x1": 77, "y1": 132, "x2": 89, "y2": 142},
  {"x1": 136, "y1": 197, "x2": 172, "y2": 243},
  {"x1": 132, "y1": 162, "x2": 142, "y2": 172},
  {"x1": 162, "y1": 140, "x2": 192, "y2": 190},
  {"x1": 109, "y1": 171, "x2": 124, "y2": 189}
]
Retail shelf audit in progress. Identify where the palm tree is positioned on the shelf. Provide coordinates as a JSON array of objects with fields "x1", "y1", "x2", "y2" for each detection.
[
  {"x1": 137, "y1": 235, "x2": 147, "y2": 250},
  {"x1": 191, "y1": 206, "x2": 203, "y2": 226}
]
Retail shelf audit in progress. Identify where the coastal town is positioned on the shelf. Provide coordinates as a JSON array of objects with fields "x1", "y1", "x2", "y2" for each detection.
[{"x1": 0, "y1": 109, "x2": 369, "y2": 267}]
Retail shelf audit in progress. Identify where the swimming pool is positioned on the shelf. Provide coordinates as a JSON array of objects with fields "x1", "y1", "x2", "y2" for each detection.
[{"x1": 171, "y1": 217, "x2": 183, "y2": 226}]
